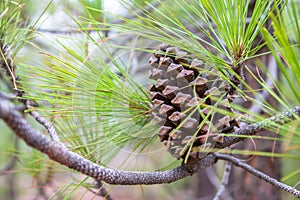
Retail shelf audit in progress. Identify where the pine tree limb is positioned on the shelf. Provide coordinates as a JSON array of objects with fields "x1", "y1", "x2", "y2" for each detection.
[
  {"x1": 0, "y1": 137, "x2": 19, "y2": 175},
  {"x1": 214, "y1": 106, "x2": 300, "y2": 149},
  {"x1": 90, "y1": 181, "x2": 113, "y2": 200},
  {"x1": 215, "y1": 153, "x2": 300, "y2": 198},
  {"x1": 26, "y1": 105, "x2": 63, "y2": 145},
  {"x1": 213, "y1": 161, "x2": 233, "y2": 200},
  {"x1": 0, "y1": 97, "x2": 216, "y2": 185},
  {"x1": 1, "y1": 96, "x2": 300, "y2": 187}
]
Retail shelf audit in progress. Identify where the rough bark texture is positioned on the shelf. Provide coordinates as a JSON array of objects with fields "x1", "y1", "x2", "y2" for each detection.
[
  {"x1": 0, "y1": 99, "x2": 218, "y2": 185},
  {"x1": 1, "y1": 97, "x2": 299, "y2": 187}
]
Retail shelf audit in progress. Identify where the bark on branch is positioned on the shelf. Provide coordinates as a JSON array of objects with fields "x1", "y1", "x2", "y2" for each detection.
[
  {"x1": 214, "y1": 106, "x2": 300, "y2": 149},
  {"x1": 215, "y1": 153, "x2": 300, "y2": 198},
  {"x1": 0, "y1": 97, "x2": 299, "y2": 188},
  {"x1": 0, "y1": 98, "x2": 216, "y2": 185}
]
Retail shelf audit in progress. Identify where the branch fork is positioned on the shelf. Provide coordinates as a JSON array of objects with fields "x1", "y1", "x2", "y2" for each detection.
[{"x1": 0, "y1": 96, "x2": 300, "y2": 198}]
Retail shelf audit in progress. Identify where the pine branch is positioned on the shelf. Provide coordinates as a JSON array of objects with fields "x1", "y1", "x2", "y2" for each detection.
[
  {"x1": 25, "y1": 102, "x2": 63, "y2": 145},
  {"x1": 36, "y1": 0, "x2": 163, "y2": 35},
  {"x1": 0, "y1": 97, "x2": 216, "y2": 185},
  {"x1": 215, "y1": 153, "x2": 300, "y2": 198},
  {"x1": 248, "y1": 54, "x2": 278, "y2": 114},
  {"x1": 0, "y1": 35, "x2": 64, "y2": 146},
  {"x1": 213, "y1": 161, "x2": 232, "y2": 200},
  {"x1": 33, "y1": 166, "x2": 53, "y2": 200},
  {"x1": 0, "y1": 137, "x2": 18, "y2": 175},
  {"x1": 90, "y1": 181, "x2": 113, "y2": 200},
  {"x1": 213, "y1": 106, "x2": 300, "y2": 149},
  {"x1": 294, "y1": 181, "x2": 300, "y2": 189},
  {"x1": 1, "y1": 95, "x2": 300, "y2": 189}
]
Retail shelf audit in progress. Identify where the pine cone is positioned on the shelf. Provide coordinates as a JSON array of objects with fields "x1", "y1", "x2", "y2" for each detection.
[{"x1": 149, "y1": 44, "x2": 240, "y2": 159}]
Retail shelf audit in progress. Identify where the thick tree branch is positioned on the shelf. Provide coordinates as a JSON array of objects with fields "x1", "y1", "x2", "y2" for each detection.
[
  {"x1": 0, "y1": 96, "x2": 300, "y2": 187},
  {"x1": 215, "y1": 153, "x2": 300, "y2": 198},
  {"x1": 0, "y1": 98, "x2": 216, "y2": 185}
]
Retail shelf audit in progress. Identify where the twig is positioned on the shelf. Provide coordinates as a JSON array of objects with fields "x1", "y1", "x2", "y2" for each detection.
[
  {"x1": 0, "y1": 137, "x2": 19, "y2": 175},
  {"x1": 33, "y1": 179, "x2": 49, "y2": 200},
  {"x1": 0, "y1": 156, "x2": 18, "y2": 175},
  {"x1": 0, "y1": 91, "x2": 64, "y2": 147},
  {"x1": 294, "y1": 181, "x2": 300, "y2": 189},
  {"x1": 89, "y1": 180, "x2": 113, "y2": 200},
  {"x1": 248, "y1": 54, "x2": 278, "y2": 114},
  {"x1": 26, "y1": 104, "x2": 63, "y2": 145},
  {"x1": 213, "y1": 161, "x2": 233, "y2": 200},
  {"x1": 7, "y1": 168, "x2": 16, "y2": 200},
  {"x1": 0, "y1": 48, "x2": 18, "y2": 90},
  {"x1": 2, "y1": 137, "x2": 19, "y2": 200},
  {"x1": 36, "y1": 1, "x2": 163, "y2": 35},
  {"x1": 36, "y1": 28, "x2": 82, "y2": 34},
  {"x1": 214, "y1": 106, "x2": 300, "y2": 149},
  {"x1": 33, "y1": 165, "x2": 54, "y2": 200},
  {"x1": 205, "y1": 167, "x2": 222, "y2": 190},
  {"x1": 215, "y1": 153, "x2": 300, "y2": 198}
]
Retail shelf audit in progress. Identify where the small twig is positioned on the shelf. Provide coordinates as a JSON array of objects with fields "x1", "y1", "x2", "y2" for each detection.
[
  {"x1": 36, "y1": 28, "x2": 82, "y2": 34},
  {"x1": 36, "y1": 1, "x2": 163, "y2": 35},
  {"x1": 89, "y1": 180, "x2": 113, "y2": 200},
  {"x1": 7, "y1": 168, "x2": 16, "y2": 200},
  {"x1": 0, "y1": 137, "x2": 19, "y2": 175},
  {"x1": 33, "y1": 178, "x2": 49, "y2": 200},
  {"x1": 0, "y1": 50, "x2": 18, "y2": 90},
  {"x1": 33, "y1": 165, "x2": 54, "y2": 200},
  {"x1": 0, "y1": 92, "x2": 16, "y2": 100},
  {"x1": 0, "y1": 156, "x2": 18, "y2": 176},
  {"x1": 213, "y1": 161, "x2": 233, "y2": 200},
  {"x1": 294, "y1": 181, "x2": 300, "y2": 189},
  {"x1": 215, "y1": 153, "x2": 300, "y2": 198},
  {"x1": 26, "y1": 102, "x2": 110, "y2": 198},
  {"x1": 1, "y1": 92, "x2": 63, "y2": 147},
  {"x1": 26, "y1": 104, "x2": 63, "y2": 145},
  {"x1": 2, "y1": 137, "x2": 19, "y2": 200},
  {"x1": 205, "y1": 167, "x2": 222, "y2": 190},
  {"x1": 248, "y1": 54, "x2": 278, "y2": 114},
  {"x1": 214, "y1": 106, "x2": 300, "y2": 149}
]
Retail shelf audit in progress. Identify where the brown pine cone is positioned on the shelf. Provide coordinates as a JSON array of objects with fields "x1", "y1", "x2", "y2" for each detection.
[{"x1": 149, "y1": 44, "x2": 240, "y2": 160}]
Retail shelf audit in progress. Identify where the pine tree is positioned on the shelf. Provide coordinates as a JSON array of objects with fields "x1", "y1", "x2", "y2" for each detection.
[{"x1": 1, "y1": 0, "x2": 300, "y2": 199}]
